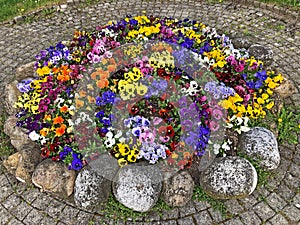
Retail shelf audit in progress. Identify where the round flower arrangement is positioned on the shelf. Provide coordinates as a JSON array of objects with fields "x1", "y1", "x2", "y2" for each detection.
[{"x1": 14, "y1": 15, "x2": 284, "y2": 171}]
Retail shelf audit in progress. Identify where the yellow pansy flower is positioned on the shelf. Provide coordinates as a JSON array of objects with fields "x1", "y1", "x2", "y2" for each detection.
[
  {"x1": 273, "y1": 74, "x2": 284, "y2": 83},
  {"x1": 118, "y1": 158, "x2": 128, "y2": 167},
  {"x1": 262, "y1": 93, "x2": 269, "y2": 100},
  {"x1": 266, "y1": 101, "x2": 274, "y2": 109},
  {"x1": 136, "y1": 83, "x2": 148, "y2": 96},
  {"x1": 268, "y1": 81, "x2": 278, "y2": 89},
  {"x1": 257, "y1": 98, "x2": 265, "y2": 104},
  {"x1": 266, "y1": 88, "x2": 273, "y2": 95}
]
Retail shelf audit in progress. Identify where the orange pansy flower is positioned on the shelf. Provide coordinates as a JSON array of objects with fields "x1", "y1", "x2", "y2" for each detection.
[
  {"x1": 107, "y1": 64, "x2": 116, "y2": 72},
  {"x1": 55, "y1": 124, "x2": 66, "y2": 137},
  {"x1": 40, "y1": 128, "x2": 49, "y2": 137},
  {"x1": 53, "y1": 116, "x2": 64, "y2": 124},
  {"x1": 75, "y1": 99, "x2": 84, "y2": 108},
  {"x1": 60, "y1": 105, "x2": 68, "y2": 113}
]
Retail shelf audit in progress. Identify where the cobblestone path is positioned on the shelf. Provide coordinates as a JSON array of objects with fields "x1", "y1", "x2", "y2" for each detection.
[{"x1": 0, "y1": 0, "x2": 299, "y2": 224}]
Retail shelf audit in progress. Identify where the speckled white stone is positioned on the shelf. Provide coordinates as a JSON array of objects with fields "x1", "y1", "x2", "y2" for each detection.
[
  {"x1": 200, "y1": 156, "x2": 257, "y2": 199},
  {"x1": 113, "y1": 164, "x2": 162, "y2": 212},
  {"x1": 238, "y1": 127, "x2": 280, "y2": 171}
]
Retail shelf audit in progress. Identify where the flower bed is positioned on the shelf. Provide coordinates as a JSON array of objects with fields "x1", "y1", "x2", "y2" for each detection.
[{"x1": 14, "y1": 15, "x2": 284, "y2": 173}]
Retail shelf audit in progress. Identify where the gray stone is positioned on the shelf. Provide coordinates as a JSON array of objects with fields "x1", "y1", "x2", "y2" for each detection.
[
  {"x1": 240, "y1": 211, "x2": 262, "y2": 225},
  {"x1": 15, "y1": 61, "x2": 36, "y2": 81},
  {"x1": 74, "y1": 165, "x2": 111, "y2": 209},
  {"x1": 248, "y1": 44, "x2": 274, "y2": 66},
  {"x1": 253, "y1": 202, "x2": 275, "y2": 221},
  {"x1": 3, "y1": 116, "x2": 42, "y2": 183},
  {"x1": 32, "y1": 159, "x2": 76, "y2": 197},
  {"x1": 177, "y1": 216, "x2": 195, "y2": 225},
  {"x1": 15, "y1": 142, "x2": 42, "y2": 183},
  {"x1": 232, "y1": 37, "x2": 252, "y2": 49},
  {"x1": 161, "y1": 171, "x2": 194, "y2": 207},
  {"x1": 193, "y1": 210, "x2": 213, "y2": 225},
  {"x1": 199, "y1": 156, "x2": 257, "y2": 199},
  {"x1": 3, "y1": 115, "x2": 31, "y2": 151},
  {"x1": 4, "y1": 80, "x2": 21, "y2": 115},
  {"x1": 274, "y1": 78, "x2": 297, "y2": 98},
  {"x1": 113, "y1": 163, "x2": 162, "y2": 212},
  {"x1": 238, "y1": 127, "x2": 280, "y2": 171},
  {"x1": 88, "y1": 153, "x2": 119, "y2": 182},
  {"x1": 14, "y1": 16, "x2": 24, "y2": 25}
]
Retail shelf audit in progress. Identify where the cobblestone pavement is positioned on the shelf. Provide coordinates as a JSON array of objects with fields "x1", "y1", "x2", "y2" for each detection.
[{"x1": 0, "y1": 0, "x2": 299, "y2": 224}]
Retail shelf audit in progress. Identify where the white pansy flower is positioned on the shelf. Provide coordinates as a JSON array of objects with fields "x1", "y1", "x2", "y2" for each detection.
[
  {"x1": 213, "y1": 143, "x2": 221, "y2": 155},
  {"x1": 29, "y1": 131, "x2": 40, "y2": 141}
]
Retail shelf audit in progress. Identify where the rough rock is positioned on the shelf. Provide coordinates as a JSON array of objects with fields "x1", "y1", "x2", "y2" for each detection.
[
  {"x1": 74, "y1": 154, "x2": 118, "y2": 209},
  {"x1": 3, "y1": 117, "x2": 42, "y2": 183},
  {"x1": 4, "y1": 116, "x2": 31, "y2": 151},
  {"x1": 274, "y1": 78, "x2": 297, "y2": 98},
  {"x1": 238, "y1": 127, "x2": 280, "y2": 171},
  {"x1": 161, "y1": 171, "x2": 194, "y2": 207},
  {"x1": 248, "y1": 44, "x2": 274, "y2": 66},
  {"x1": 32, "y1": 159, "x2": 76, "y2": 197},
  {"x1": 200, "y1": 156, "x2": 257, "y2": 199},
  {"x1": 15, "y1": 143, "x2": 42, "y2": 183},
  {"x1": 3, "y1": 152, "x2": 21, "y2": 175},
  {"x1": 15, "y1": 61, "x2": 36, "y2": 81},
  {"x1": 4, "y1": 81, "x2": 21, "y2": 115},
  {"x1": 113, "y1": 164, "x2": 162, "y2": 212},
  {"x1": 88, "y1": 153, "x2": 119, "y2": 182},
  {"x1": 232, "y1": 37, "x2": 252, "y2": 49}
]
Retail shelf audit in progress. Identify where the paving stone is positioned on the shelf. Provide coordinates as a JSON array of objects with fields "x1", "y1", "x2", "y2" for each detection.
[
  {"x1": 21, "y1": 188, "x2": 43, "y2": 204},
  {"x1": 0, "y1": 206, "x2": 13, "y2": 225},
  {"x1": 23, "y1": 208, "x2": 45, "y2": 225},
  {"x1": 177, "y1": 216, "x2": 195, "y2": 225},
  {"x1": 208, "y1": 207, "x2": 223, "y2": 223},
  {"x1": 269, "y1": 214, "x2": 289, "y2": 225},
  {"x1": 224, "y1": 199, "x2": 244, "y2": 215},
  {"x1": 284, "y1": 172, "x2": 300, "y2": 189},
  {"x1": 193, "y1": 210, "x2": 213, "y2": 225},
  {"x1": 282, "y1": 204, "x2": 300, "y2": 222},
  {"x1": 238, "y1": 194, "x2": 258, "y2": 210},
  {"x1": 161, "y1": 208, "x2": 179, "y2": 220},
  {"x1": 277, "y1": 184, "x2": 295, "y2": 201},
  {"x1": 193, "y1": 201, "x2": 211, "y2": 212},
  {"x1": 40, "y1": 216, "x2": 60, "y2": 225},
  {"x1": 6, "y1": 218, "x2": 24, "y2": 225},
  {"x1": 289, "y1": 163, "x2": 300, "y2": 178},
  {"x1": 266, "y1": 193, "x2": 287, "y2": 211},
  {"x1": 11, "y1": 201, "x2": 32, "y2": 221},
  {"x1": 2, "y1": 194, "x2": 21, "y2": 210},
  {"x1": 253, "y1": 202, "x2": 276, "y2": 221},
  {"x1": 0, "y1": 185, "x2": 13, "y2": 203},
  {"x1": 240, "y1": 211, "x2": 262, "y2": 225},
  {"x1": 58, "y1": 205, "x2": 79, "y2": 224},
  {"x1": 178, "y1": 201, "x2": 197, "y2": 217},
  {"x1": 224, "y1": 217, "x2": 244, "y2": 225},
  {"x1": 74, "y1": 211, "x2": 94, "y2": 225},
  {"x1": 31, "y1": 194, "x2": 53, "y2": 210},
  {"x1": 45, "y1": 199, "x2": 65, "y2": 218}
]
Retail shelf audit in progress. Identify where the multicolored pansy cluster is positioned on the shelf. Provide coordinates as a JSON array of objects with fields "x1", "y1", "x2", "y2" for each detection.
[{"x1": 14, "y1": 15, "x2": 283, "y2": 170}]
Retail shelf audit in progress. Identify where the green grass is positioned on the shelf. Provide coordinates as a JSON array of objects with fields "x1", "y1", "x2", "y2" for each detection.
[
  {"x1": 192, "y1": 186, "x2": 228, "y2": 218},
  {"x1": 99, "y1": 195, "x2": 172, "y2": 222},
  {"x1": 0, "y1": 0, "x2": 64, "y2": 22},
  {"x1": 249, "y1": 105, "x2": 300, "y2": 145},
  {"x1": 257, "y1": 0, "x2": 300, "y2": 9}
]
